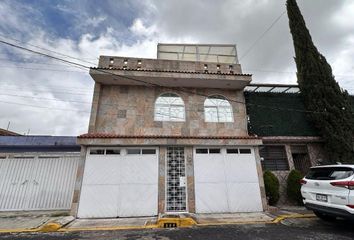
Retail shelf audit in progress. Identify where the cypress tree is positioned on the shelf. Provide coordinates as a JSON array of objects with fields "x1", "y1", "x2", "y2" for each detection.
[{"x1": 286, "y1": 0, "x2": 354, "y2": 163}]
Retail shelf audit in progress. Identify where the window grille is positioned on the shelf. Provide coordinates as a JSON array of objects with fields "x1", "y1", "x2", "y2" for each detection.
[{"x1": 260, "y1": 146, "x2": 289, "y2": 171}]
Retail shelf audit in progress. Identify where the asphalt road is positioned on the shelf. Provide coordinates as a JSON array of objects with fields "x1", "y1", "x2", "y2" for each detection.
[{"x1": 1, "y1": 218, "x2": 354, "y2": 240}]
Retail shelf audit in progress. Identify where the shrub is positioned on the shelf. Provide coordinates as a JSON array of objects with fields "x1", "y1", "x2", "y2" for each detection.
[
  {"x1": 287, "y1": 170, "x2": 303, "y2": 205},
  {"x1": 263, "y1": 170, "x2": 280, "y2": 205}
]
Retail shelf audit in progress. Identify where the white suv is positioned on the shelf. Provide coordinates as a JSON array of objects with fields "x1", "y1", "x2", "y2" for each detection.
[{"x1": 301, "y1": 165, "x2": 354, "y2": 221}]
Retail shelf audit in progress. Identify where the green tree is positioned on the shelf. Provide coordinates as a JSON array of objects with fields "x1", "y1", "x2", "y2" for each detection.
[{"x1": 286, "y1": 0, "x2": 354, "y2": 163}]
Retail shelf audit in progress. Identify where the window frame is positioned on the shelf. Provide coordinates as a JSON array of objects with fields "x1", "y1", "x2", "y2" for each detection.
[
  {"x1": 204, "y1": 95, "x2": 234, "y2": 123},
  {"x1": 154, "y1": 93, "x2": 186, "y2": 122}
]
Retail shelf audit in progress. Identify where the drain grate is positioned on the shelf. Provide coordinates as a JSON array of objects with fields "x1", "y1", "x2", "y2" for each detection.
[{"x1": 163, "y1": 222, "x2": 178, "y2": 228}]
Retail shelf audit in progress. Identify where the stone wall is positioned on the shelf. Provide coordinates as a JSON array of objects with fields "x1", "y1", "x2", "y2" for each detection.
[
  {"x1": 264, "y1": 141, "x2": 327, "y2": 206},
  {"x1": 90, "y1": 84, "x2": 248, "y2": 137}
]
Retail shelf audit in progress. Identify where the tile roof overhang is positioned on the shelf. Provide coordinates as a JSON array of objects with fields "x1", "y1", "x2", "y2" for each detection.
[
  {"x1": 89, "y1": 67, "x2": 252, "y2": 89},
  {"x1": 78, "y1": 133, "x2": 259, "y2": 140}
]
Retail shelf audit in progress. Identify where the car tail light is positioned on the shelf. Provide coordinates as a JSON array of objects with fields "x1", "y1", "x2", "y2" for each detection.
[
  {"x1": 347, "y1": 205, "x2": 354, "y2": 209},
  {"x1": 330, "y1": 181, "x2": 354, "y2": 190},
  {"x1": 300, "y1": 179, "x2": 307, "y2": 185}
]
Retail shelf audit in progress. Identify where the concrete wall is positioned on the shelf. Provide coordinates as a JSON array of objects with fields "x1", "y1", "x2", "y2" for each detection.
[
  {"x1": 98, "y1": 56, "x2": 243, "y2": 74},
  {"x1": 89, "y1": 84, "x2": 249, "y2": 137}
]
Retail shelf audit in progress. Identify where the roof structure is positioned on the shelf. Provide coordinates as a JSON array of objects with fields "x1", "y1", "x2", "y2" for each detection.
[
  {"x1": 78, "y1": 133, "x2": 259, "y2": 139},
  {"x1": 0, "y1": 136, "x2": 80, "y2": 152},
  {"x1": 157, "y1": 43, "x2": 238, "y2": 64},
  {"x1": 244, "y1": 83, "x2": 300, "y2": 93},
  {"x1": 0, "y1": 128, "x2": 21, "y2": 136}
]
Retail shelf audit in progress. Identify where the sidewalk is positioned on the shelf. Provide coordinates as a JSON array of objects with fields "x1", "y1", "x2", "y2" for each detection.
[{"x1": 0, "y1": 207, "x2": 315, "y2": 233}]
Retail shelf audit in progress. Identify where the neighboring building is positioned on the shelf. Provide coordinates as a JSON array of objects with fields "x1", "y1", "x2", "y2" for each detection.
[
  {"x1": 73, "y1": 44, "x2": 267, "y2": 218},
  {"x1": 245, "y1": 84, "x2": 354, "y2": 204},
  {"x1": 0, "y1": 136, "x2": 80, "y2": 212},
  {"x1": 0, "y1": 128, "x2": 21, "y2": 136}
]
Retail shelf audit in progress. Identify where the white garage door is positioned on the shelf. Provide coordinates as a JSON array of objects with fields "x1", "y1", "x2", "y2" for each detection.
[
  {"x1": 77, "y1": 147, "x2": 158, "y2": 218},
  {"x1": 0, "y1": 154, "x2": 79, "y2": 211},
  {"x1": 194, "y1": 147, "x2": 263, "y2": 213}
]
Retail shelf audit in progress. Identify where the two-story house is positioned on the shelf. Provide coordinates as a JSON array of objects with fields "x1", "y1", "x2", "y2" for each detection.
[{"x1": 72, "y1": 44, "x2": 267, "y2": 218}]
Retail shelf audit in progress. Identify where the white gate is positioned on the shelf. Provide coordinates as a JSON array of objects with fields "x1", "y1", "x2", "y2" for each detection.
[
  {"x1": 77, "y1": 147, "x2": 158, "y2": 218},
  {"x1": 194, "y1": 147, "x2": 263, "y2": 213},
  {"x1": 0, "y1": 154, "x2": 79, "y2": 211}
]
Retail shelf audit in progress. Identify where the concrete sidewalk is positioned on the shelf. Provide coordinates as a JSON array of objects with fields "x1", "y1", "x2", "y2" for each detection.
[
  {"x1": 0, "y1": 207, "x2": 315, "y2": 233},
  {"x1": 63, "y1": 217, "x2": 158, "y2": 231},
  {"x1": 195, "y1": 212, "x2": 273, "y2": 225}
]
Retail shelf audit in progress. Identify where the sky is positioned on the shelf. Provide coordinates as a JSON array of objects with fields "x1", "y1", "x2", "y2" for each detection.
[{"x1": 0, "y1": 0, "x2": 353, "y2": 135}]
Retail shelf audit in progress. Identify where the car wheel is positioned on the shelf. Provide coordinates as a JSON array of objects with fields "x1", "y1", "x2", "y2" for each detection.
[{"x1": 313, "y1": 211, "x2": 336, "y2": 221}]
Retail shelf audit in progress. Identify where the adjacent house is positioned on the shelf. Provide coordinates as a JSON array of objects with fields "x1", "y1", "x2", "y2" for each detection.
[
  {"x1": 245, "y1": 85, "x2": 354, "y2": 204},
  {"x1": 73, "y1": 44, "x2": 267, "y2": 218},
  {"x1": 0, "y1": 136, "x2": 80, "y2": 212}
]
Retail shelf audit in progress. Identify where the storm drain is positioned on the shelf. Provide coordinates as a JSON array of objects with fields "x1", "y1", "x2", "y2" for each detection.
[{"x1": 163, "y1": 222, "x2": 178, "y2": 228}]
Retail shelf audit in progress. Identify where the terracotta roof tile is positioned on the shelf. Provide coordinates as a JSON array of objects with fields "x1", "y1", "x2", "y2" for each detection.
[
  {"x1": 78, "y1": 133, "x2": 259, "y2": 140},
  {"x1": 90, "y1": 67, "x2": 252, "y2": 76}
]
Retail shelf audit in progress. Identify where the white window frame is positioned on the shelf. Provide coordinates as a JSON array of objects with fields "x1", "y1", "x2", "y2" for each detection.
[
  {"x1": 204, "y1": 95, "x2": 234, "y2": 123},
  {"x1": 154, "y1": 93, "x2": 185, "y2": 122}
]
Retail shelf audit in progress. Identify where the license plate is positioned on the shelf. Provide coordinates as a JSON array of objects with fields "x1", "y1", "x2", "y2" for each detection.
[{"x1": 316, "y1": 194, "x2": 328, "y2": 202}]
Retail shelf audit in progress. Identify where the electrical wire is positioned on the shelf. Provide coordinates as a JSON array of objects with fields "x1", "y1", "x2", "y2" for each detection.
[
  {"x1": 239, "y1": 11, "x2": 286, "y2": 61},
  {"x1": 0, "y1": 37, "x2": 352, "y2": 115}
]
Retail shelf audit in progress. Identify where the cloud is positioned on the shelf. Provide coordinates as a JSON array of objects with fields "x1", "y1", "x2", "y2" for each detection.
[{"x1": 0, "y1": 0, "x2": 353, "y2": 135}]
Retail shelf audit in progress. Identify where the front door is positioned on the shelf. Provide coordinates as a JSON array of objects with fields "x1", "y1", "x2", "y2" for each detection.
[{"x1": 166, "y1": 147, "x2": 187, "y2": 212}]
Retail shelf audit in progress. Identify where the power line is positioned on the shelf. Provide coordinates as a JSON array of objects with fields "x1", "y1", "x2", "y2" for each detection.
[
  {"x1": 0, "y1": 33, "x2": 98, "y2": 64},
  {"x1": 0, "y1": 37, "x2": 349, "y2": 115},
  {"x1": 0, "y1": 65, "x2": 87, "y2": 73},
  {"x1": 239, "y1": 11, "x2": 286, "y2": 61},
  {"x1": 0, "y1": 87, "x2": 92, "y2": 95}
]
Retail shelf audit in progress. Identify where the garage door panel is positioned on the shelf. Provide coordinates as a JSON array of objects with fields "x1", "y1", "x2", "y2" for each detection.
[
  {"x1": 195, "y1": 183, "x2": 229, "y2": 213},
  {"x1": 224, "y1": 155, "x2": 259, "y2": 183},
  {"x1": 83, "y1": 157, "x2": 120, "y2": 185},
  {"x1": 120, "y1": 156, "x2": 158, "y2": 184},
  {"x1": 194, "y1": 156, "x2": 225, "y2": 183},
  {"x1": 119, "y1": 184, "x2": 158, "y2": 217},
  {"x1": 194, "y1": 147, "x2": 263, "y2": 214},
  {"x1": 78, "y1": 148, "x2": 158, "y2": 218},
  {"x1": 227, "y1": 183, "x2": 263, "y2": 212},
  {"x1": 77, "y1": 185, "x2": 119, "y2": 218}
]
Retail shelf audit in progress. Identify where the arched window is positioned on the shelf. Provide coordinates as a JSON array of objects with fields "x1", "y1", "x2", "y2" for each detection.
[
  {"x1": 204, "y1": 95, "x2": 233, "y2": 122},
  {"x1": 154, "y1": 93, "x2": 185, "y2": 121}
]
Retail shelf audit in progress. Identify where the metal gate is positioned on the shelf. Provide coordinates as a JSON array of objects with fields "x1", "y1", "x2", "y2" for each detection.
[
  {"x1": 0, "y1": 154, "x2": 79, "y2": 211},
  {"x1": 166, "y1": 147, "x2": 187, "y2": 212}
]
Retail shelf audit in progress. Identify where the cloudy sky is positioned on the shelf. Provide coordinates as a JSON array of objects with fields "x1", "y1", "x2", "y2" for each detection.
[{"x1": 0, "y1": 0, "x2": 353, "y2": 135}]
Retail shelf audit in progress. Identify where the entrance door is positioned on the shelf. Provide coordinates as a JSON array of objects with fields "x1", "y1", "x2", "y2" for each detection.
[{"x1": 166, "y1": 147, "x2": 187, "y2": 212}]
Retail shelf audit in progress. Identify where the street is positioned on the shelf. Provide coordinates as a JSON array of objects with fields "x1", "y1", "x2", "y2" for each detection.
[{"x1": 1, "y1": 218, "x2": 353, "y2": 240}]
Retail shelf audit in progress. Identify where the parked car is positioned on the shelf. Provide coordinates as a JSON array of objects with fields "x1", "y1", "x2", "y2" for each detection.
[{"x1": 301, "y1": 165, "x2": 354, "y2": 221}]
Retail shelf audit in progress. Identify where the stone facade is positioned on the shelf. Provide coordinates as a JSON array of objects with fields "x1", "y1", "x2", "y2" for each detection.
[
  {"x1": 88, "y1": 84, "x2": 248, "y2": 138},
  {"x1": 73, "y1": 51, "x2": 266, "y2": 217}
]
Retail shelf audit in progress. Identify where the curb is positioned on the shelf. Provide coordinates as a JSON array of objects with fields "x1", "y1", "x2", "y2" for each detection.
[
  {"x1": 0, "y1": 213, "x2": 316, "y2": 233},
  {"x1": 272, "y1": 213, "x2": 316, "y2": 223}
]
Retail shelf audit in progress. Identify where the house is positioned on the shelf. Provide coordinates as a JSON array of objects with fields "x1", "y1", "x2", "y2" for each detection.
[
  {"x1": 245, "y1": 84, "x2": 354, "y2": 204},
  {"x1": 73, "y1": 44, "x2": 267, "y2": 218},
  {"x1": 0, "y1": 136, "x2": 80, "y2": 212}
]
